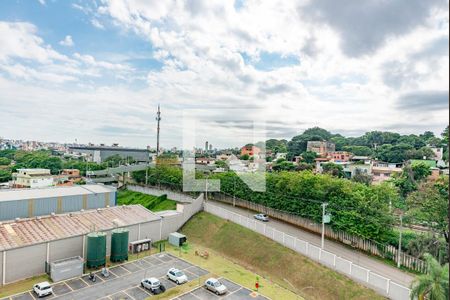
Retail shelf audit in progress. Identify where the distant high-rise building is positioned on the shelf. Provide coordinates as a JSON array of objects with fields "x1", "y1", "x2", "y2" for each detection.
[{"x1": 205, "y1": 141, "x2": 209, "y2": 152}]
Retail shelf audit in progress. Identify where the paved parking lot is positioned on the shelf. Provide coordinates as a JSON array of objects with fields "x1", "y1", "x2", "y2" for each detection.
[
  {"x1": 2, "y1": 253, "x2": 209, "y2": 300},
  {"x1": 173, "y1": 278, "x2": 269, "y2": 300}
]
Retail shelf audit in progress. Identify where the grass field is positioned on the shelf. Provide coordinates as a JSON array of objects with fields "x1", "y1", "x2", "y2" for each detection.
[
  {"x1": 117, "y1": 189, "x2": 177, "y2": 211},
  {"x1": 179, "y1": 211, "x2": 386, "y2": 300}
]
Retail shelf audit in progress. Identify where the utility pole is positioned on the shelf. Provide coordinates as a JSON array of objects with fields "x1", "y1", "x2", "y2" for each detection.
[
  {"x1": 156, "y1": 104, "x2": 161, "y2": 156},
  {"x1": 321, "y1": 203, "x2": 328, "y2": 249},
  {"x1": 397, "y1": 214, "x2": 403, "y2": 268}
]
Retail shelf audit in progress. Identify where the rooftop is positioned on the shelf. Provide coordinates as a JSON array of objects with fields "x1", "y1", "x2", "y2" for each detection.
[
  {"x1": 0, "y1": 185, "x2": 116, "y2": 203},
  {"x1": 69, "y1": 145, "x2": 149, "y2": 152},
  {"x1": 0, "y1": 205, "x2": 160, "y2": 251}
]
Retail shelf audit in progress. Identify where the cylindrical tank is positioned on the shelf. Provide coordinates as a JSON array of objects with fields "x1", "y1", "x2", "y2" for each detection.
[
  {"x1": 86, "y1": 232, "x2": 107, "y2": 268},
  {"x1": 110, "y1": 228, "x2": 129, "y2": 262}
]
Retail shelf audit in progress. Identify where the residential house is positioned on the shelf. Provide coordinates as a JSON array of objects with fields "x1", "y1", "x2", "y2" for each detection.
[
  {"x1": 306, "y1": 141, "x2": 335, "y2": 157},
  {"x1": 328, "y1": 151, "x2": 351, "y2": 162},
  {"x1": 12, "y1": 169, "x2": 54, "y2": 188},
  {"x1": 240, "y1": 145, "x2": 261, "y2": 157}
]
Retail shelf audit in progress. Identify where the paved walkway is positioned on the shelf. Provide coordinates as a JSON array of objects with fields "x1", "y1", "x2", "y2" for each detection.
[{"x1": 209, "y1": 200, "x2": 415, "y2": 287}]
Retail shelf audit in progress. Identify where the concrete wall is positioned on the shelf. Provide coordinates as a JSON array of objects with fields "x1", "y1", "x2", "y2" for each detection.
[
  {"x1": 1, "y1": 192, "x2": 203, "y2": 286},
  {"x1": 5, "y1": 243, "x2": 47, "y2": 283},
  {"x1": 49, "y1": 237, "x2": 83, "y2": 262}
]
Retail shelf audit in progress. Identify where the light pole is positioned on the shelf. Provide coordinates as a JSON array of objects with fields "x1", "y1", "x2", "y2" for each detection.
[
  {"x1": 397, "y1": 214, "x2": 403, "y2": 268},
  {"x1": 321, "y1": 203, "x2": 328, "y2": 249}
]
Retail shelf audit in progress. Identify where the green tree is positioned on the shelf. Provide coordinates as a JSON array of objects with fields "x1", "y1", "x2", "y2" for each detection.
[
  {"x1": 0, "y1": 157, "x2": 11, "y2": 165},
  {"x1": 375, "y1": 143, "x2": 413, "y2": 162},
  {"x1": 0, "y1": 149, "x2": 16, "y2": 159},
  {"x1": 272, "y1": 160, "x2": 295, "y2": 171},
  {"x1": 240, "y1": 154, "x2": 250, "y2": 160},
  {"x1": 321, "y1": 163, "x2": 344, "y2": 177},
  {"x1": 407, "y1": 178, "x2": 449, "y2": 243},
  {"x1": 0, "y1": 169, "x2": 12, "y2": 182},
  {"x1": 265, "y1": 139, "x2": 288, "y2": 154},
  {"x1": 351, "y1": 168, "x2": 372, "y2": 185},
  {"x1": 330, "y1": 135, "x2": 348, "y2": 151},
  {"x1": 300, "y1": 151, "x2": 317, "y2": 164},
  {"x1": 342, "y1": 145, "x2": 373, "y2": 156},
  {"x1": 410, "y1": 253, "x2": 449, "y2": 300},
  {"x1": 215, "y1": 160, "x2": 227, "y2": 169},
  {"x1": 287, "y1": 127, "x2": 331, "y2": 159}
]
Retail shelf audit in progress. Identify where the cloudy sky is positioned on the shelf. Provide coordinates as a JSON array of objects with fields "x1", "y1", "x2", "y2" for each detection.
[{"x1": 0, "y1": 0, "x2": 448, "y2": 149}]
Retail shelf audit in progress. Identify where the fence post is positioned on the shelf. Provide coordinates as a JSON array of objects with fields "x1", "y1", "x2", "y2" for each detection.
[
  {"x1": 366, "y1": 270, "x2": 370, "y2": 282},
  {"x1": 349, "y1": 261, "x2": 353, "y2": 275},
  {"x1": 282, "y1": 232, "x2": 285, "y2": 244},
  {"x1": 386, "y1": 279, "x2": 390, "y2": 294}
]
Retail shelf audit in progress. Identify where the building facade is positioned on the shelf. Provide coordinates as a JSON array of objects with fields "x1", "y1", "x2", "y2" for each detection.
[
  {"x1": 12, "y1": 169, "x2": 54, "y2": 188},
  {"x1": 0, "y1": 185, "x2": 117, "y2": 221},
  {"x1": 306, "y1": 141, "x2": 336, "y2": 157},
  {"x1": 68, "y1": 145, "x2": 150, "y2": 163}
]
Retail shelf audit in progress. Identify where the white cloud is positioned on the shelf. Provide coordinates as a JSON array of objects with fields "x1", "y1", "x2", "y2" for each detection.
[
  {"x1": 37, "y1": 0, "x2": 45, "y2": 5},
  {"x1": 59, "y1": 35, "x2": 74, "y2": 47},
  {"x1": 0, "y1": 1, "x2": 448, "y2": 147}
]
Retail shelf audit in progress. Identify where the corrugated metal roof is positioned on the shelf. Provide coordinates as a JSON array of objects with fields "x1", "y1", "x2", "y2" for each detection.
[
  {"x1": 0, "y1": 205, "x2": 160, "y2": 251},
  {"x1": 0, "y1": 185, "x2": 116, "y2": 202}
]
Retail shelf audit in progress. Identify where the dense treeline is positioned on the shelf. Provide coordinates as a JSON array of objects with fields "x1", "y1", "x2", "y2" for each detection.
[
  {"x1": 282, "y1": 126, "x2": 449, "y2": 163},
  {"x1": 132, "y1": 165, "x2": 397, "y2": 242},
  {"x1": 0, "y1": 149, "x2": 109, "y2": 182}
]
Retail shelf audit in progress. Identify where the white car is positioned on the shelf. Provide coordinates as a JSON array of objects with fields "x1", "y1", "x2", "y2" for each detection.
[
  {"x1": 167, "y1": 268, "x2": 188, "y2": 284},
  {"x1": 205, "y1": 278, "x2": 227, "y2": 295},
  {"x1": 33, "y1": 281, "x2": 53, "y2": 298},
  {"x1": 254, "y1": 213, "x2": 269, "y2": 222},
  {"x1": 141, "y1": 277, "x2": 166, "y2": 294}
]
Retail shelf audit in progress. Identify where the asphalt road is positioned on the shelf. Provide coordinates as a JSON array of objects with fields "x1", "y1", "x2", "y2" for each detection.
[{"x1": 208, "y1": 200, "x2": 415, "y2": 287}]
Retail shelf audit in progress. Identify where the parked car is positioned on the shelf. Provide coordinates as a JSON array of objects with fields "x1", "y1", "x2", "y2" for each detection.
[
  {"x1": 254, "y1": 213, "x2": 269, "y2": 222},
  {"x1": 167, "y1": 268, "x2": 188, "y2": 284},
  {"x1": 205, "y1": 278, "x2": 227, "y2": 295},
  {"x1": 33, "y1": 282, "x2": 53, "y2": 298},
  {"x1": 141, "y1": 277, "x2": 166, "y2": 294}
]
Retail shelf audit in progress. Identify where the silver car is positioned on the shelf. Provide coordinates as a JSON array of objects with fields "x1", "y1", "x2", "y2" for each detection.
[
  {"x1": 141, "y1": 277, "x2": 166, "y2": 294},
  {"x1": 205, "y1": 278, "x2": 227, "y2": 295},
  {"x1": 254, "y1": 213, "x2": 269, "y2": 222}
]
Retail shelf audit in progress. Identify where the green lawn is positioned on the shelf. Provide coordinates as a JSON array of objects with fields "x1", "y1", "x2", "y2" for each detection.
[
  {"x1": 180, "y1": 212, "x2": 386, "y2": 300},
  {"x1": 117, "y1": 189, "x2": 177, "y2": 212}
]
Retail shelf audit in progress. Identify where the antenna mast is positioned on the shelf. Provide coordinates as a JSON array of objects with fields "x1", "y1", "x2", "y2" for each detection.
[{"x1": 156, "y1": 104, "x2": 161, "y2": 155}]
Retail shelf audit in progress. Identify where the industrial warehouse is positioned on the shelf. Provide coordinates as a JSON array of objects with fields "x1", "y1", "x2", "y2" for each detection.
[
  {"x1": 0, "y1": 185, "x2": 117, "y2": 221},
  {"x1": 0, "y1": 191, "x2": 204, "y2": 286}
]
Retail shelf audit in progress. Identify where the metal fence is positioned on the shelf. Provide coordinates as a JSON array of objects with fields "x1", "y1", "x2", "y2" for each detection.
[
  {"x1": 210, "y1": 192, "x2": 427, "y2": 274},
  {"x1": 204, "y1": 202, "x2": 411, "y2": 300}
]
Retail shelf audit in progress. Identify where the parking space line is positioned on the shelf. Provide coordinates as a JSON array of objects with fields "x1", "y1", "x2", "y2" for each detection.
[
  {"x1": 79, "y1": 276, "x2": 91, "y2": 286},
  {"x1": 119, "y1": 290, "x2": 136, "y2": 300}
]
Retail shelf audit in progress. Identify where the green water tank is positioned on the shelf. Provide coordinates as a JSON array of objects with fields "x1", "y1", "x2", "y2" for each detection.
[
  {"x1": 110, "y1": 228, "x2": 129, "y2": 262},
  {"x1": 86, "y1": 232, "x2": 107, "y2": 268}
]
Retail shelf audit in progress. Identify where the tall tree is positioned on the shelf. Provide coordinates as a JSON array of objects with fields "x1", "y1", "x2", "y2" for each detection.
[{"x1": 410, "y1": 253, "x2": 449, "y2": 300}]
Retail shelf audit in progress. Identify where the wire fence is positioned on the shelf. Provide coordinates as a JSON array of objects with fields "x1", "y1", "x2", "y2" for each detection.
[
  {"x1": 204, "y1": 202, "x2": 412, "y2": 300},
  {"x1": 210, "y1": 192, "x2": 428, "y2": 274},
  {"x1": 130, "y1": 180, "x2": 427, "y2": 273}
]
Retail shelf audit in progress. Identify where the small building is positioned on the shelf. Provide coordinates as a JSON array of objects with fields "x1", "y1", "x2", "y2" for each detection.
[
  {"x1": 307, "y1": 141, "x2": 335, "y2": 157},
  {"x1": 350, "y1": 156, "x2": 372, "y2": 165},
  {"x1": 372, "y1": 166, "x2": 402, "y2": 184},
  {"x1": 0, "y1": 185, "x2": 117, "y2": 221},
  {"x1": 0, "y1": 205, "x2": 161, "y2": 285},
  {"x1": 275, "y1": 153, "x2": 287, "y2": 160},
  {"x1": 12, "y1": 169, "x2": 54, "y2": 188},
  {"x1": 195, "y1": 157, "x2": 215, "y2": 165},
  {"x1": 240, "y1": 145, "x2": 261, "y2": 157},
  {"x1": 68, "y1": 145, "x2": 150, "y2": 163},
  {"x1": 328, "y1": 151, "x2": 351, "y2": 162}
]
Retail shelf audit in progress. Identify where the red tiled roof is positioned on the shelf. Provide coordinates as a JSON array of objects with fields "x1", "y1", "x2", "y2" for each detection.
[{"x1": 0, "y1": 205, "x2": 159, "y2": 251}]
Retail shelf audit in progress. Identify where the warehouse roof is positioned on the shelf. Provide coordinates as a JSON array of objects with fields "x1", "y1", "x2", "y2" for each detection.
[
  {"x1": 0, "y1": 185, "x2": 116, "y2": 202},
  {"x1": 0, "y1": 205, "x2": 160, "y2": 251}
]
